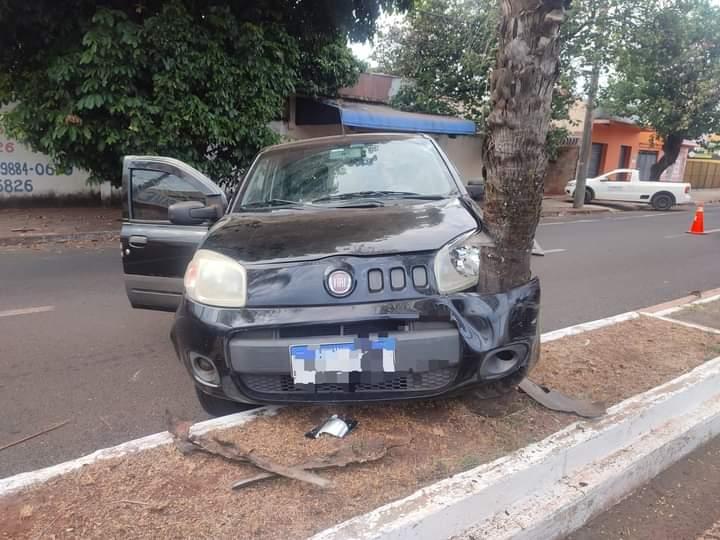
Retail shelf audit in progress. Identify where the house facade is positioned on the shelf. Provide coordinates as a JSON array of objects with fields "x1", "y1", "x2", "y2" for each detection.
[
  {"x1": 589, "y1": 115, "x2": 693, "y2": 182},
  {"x1": 273, "y1": 73, "x2": 485, "y2": 183},
  {"x1": 556, "y1": 102, "x2": 694, "y2": 183}
]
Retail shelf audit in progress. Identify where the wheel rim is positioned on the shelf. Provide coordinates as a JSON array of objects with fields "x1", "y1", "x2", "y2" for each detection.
[{"x1": 657, "y1": 196, "x2": 671, "y2": 209}]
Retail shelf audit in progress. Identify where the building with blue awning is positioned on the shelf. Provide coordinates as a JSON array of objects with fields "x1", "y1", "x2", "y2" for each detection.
[
  {"x1": 270, "y1": 73, "x2": 484, "y2": 183},
  {"x1": 295, "y1": 98, "x2": 476, "y2": 136}
]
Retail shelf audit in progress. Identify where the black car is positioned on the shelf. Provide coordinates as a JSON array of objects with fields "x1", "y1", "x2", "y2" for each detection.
[{"x1": 120, "y1": 133, "x2": 540, "y2": 414}]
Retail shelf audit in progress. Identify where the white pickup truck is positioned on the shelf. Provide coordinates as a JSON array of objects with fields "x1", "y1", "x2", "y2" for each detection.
[{"x1": 565, "y1": 168, "x2": 692, "y2": 210}]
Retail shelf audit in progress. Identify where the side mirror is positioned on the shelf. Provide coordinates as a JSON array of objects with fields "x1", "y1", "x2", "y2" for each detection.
[
  {"x1": 168, "y1": 201, "x2": 221, "y2": 225},
  {"x1": 599, "y1": 178, "x2": 608, "y2": 182},
  {"x1": 466, "y1": 182, "x2": 485, "y2": 202}
]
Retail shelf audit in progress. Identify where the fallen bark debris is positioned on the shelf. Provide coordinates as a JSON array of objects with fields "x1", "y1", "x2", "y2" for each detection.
[
  {"x1": 0, "y1": 420, "x2": 70, "y2": 453},
  {"x1": 4, "y1": 318, "x2": 718, "y2": 540},
  {"x1": 166, "y1": 411, "x2": 331, "y2": 488},
  {"x1": 112, "y1": 499, "x2": 169, "y2": 512},
  {"x1": 519, "y1": 378, "x2": 606, "y2": 418},
  {"x1": 231, "y1": 436, "x2": 410, "y2": 490},
  {"x1": 165, "y1": 411, "x2": 408, "y2": 491}
]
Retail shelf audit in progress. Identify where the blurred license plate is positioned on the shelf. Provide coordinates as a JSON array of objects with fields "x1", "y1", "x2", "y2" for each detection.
[{"x1": 290, "y1": 338, "x2": 396, "y2": 385}]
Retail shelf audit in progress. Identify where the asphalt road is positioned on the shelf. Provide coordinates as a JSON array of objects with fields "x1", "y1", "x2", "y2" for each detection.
[
  {"x1": 568, "y1": 436, "x2": 720, "y2": 540},
  {"x1": 1, "y1": 204, "x2": 719, "y2": 478}
]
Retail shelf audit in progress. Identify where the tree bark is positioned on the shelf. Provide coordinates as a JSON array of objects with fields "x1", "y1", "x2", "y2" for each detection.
[
  {"x1": 649, "y1": 133, "x2": 684, "y2": 181},
  {"x1": 479, "y1": 0, "x2": 570, "y2": 294}
]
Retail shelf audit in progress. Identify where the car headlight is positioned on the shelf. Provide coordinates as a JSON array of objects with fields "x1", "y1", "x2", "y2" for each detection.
[
  {"x1": 434, "y1": 231, "x2": 482, "y2": 294},
  {"x1": 184, "y1": 249, "x2": 247, "y2": 307}
]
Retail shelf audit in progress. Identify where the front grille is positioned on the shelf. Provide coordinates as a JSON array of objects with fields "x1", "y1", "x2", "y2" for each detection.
[
  {"x1": 239, "y1": 320, "x2": 411, "y2": 340},
  {"x1": 366, "y1": 265, "x2": 429, "y2": 294},
  {"x1": 241, "y1": 368, "x2": 457, "y2": 395}
]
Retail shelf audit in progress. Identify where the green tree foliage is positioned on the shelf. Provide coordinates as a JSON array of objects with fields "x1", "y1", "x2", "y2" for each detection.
[
  {"x1": 603, "y1": 0, "x2": 720, "y2": 179},
  {"x1": 0, "y1": 0, "x2": 409, "y2": 186},
  {"x1": 371, "y1": 0, "x2": 579, "y2": 159},
  {"x1": 372, "y1": 0, "x2": 497, "y2": 124}
]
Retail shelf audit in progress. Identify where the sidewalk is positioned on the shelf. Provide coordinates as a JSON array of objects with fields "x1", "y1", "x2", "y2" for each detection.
[
  {"x1": 0, "y1": 202, "x2": 609, "y2": 245},
  {"x1": 693, "y1": 187, "x2": 720, "y2": 204},
  {"x1": 0, "y1": 192, "x2": 717, "y2": 246},
  {"x1": 570, "y1": 434, "x2": 720, "y2": 540},
  {"x1": 542, "y1": 187, "x2": 720, "y2": 217},
  {"x1": 541, "y1": 196, "x2": 624, "y2": 217},
  {"x1": 569, "y1": 297, "x2": 720, "y2": 540},
  {"x1": 0, "y1": 207, "x2": 120, "y2": 246}
]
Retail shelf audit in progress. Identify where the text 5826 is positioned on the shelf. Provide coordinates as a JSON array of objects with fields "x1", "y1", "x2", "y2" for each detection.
[{"x1": 0, "y1": 179, "x2": 34, "y2": 193}]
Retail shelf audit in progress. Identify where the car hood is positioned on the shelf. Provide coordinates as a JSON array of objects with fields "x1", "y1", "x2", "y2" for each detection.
[{"x1": 202, "y1": 198, "x2": 479, "y2": 264}]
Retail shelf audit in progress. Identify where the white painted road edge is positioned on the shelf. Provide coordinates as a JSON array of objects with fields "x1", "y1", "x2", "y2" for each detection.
[
  {"x1": 0, "y1": 406, "x2": 280, "y2": 497},
  {"x1": 0, "y1": 310, "x2": 644, "y2": 498},
  {"x1": 312, "y1": 356, "x2": 720, "y2": 540},
  {"x1": 1, "y1": 296, "x2": 718, "y2": 540},
  {"x1": 651, "y1": 292, "x2": 720, "y2": 317},
  {"x1": 0, "y1": 305, "x2": 55, "y2": 318}
]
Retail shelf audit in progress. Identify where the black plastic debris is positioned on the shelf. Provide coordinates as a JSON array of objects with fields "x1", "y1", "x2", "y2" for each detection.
[{"x1": 519, "y1": 378, "x2": 606, "y2": 418}]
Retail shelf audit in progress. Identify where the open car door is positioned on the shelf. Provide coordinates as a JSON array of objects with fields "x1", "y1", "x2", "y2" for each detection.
[{"x1": 121, "y1": 156, "x2": 226, "y2": 311}]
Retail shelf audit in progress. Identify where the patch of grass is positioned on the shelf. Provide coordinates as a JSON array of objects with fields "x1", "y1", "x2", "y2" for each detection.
[
  {"x1": 457, "y1": 454, "x2": 482, "y2": 472},
  {"x1": 707, "y1": 344, "x2": 720, "y2": 358},
  {"x1": 418, "y1": 458, "x2": 451, "y2": 483}
]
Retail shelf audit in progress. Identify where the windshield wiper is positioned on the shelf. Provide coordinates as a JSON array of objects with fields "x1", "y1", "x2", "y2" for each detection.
[
  {"x1": 312, "y1": 191, "x2": 446, "y2": 203},
  {"x1": 240, "y1": 199, "x2": 310, "y2": 209}
]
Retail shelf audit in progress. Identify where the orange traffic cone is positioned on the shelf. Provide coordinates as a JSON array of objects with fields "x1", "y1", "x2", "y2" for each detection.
[{"x1": 688, "y1": 203, "x2": 707, "y2": 235}]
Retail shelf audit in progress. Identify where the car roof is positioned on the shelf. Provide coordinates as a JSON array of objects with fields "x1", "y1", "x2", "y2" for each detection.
[{"x1": 259, "y1": 132, "x2": 431, "y2": 155}]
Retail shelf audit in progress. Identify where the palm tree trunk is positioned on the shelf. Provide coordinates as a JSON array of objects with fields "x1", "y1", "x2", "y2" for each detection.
[{"x1": 479, "y1": 0, "x2": 570, "y2": 294}]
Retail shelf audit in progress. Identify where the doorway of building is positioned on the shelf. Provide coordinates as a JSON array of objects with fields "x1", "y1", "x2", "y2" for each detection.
[
  {"x1": 589, "y1": 143, "x2": 605, "y2": 178},
  {"x1": 618, "y1": 145, "x2": 632, "y2": 180},
  {"x1": 637, "y1": 151, "x2": 658, "y2": 180}
]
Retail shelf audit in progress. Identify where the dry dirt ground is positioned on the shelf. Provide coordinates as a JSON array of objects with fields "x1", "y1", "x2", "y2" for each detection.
[
  {"x1": 2, "y1": 316, "x2": 720, "y2": 540},
  {"x1": 0, "y1": 207, "x2": 120, "y2": 237}
]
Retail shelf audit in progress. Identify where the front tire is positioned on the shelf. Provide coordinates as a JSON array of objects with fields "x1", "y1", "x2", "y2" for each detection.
[
  {"x1": 195, "y1": 387, "x2": 250, "y2": 417},
  {"x1": 651, "y1": 192, "x2": 675, "y2": 211},
  {"x1": 584, "y1": 187, "x2": 594, "y2": 204}
]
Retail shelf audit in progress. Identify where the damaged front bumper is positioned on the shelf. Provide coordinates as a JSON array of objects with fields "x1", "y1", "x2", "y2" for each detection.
[{"x1": 171, "y1": 277, "x2": 541, "y2": 404}]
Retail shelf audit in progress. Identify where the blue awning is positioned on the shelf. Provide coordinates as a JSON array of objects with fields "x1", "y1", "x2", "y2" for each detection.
[{"x1": 328, "y1": 100, "x2": 476, "y2": 136}]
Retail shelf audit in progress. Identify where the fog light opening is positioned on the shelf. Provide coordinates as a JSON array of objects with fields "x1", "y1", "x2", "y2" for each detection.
[
  {"x1": 479, "y1": 345, "x2": 526, "y2": 379},
  {"x1": 190, "y1": 353, "x2": 221, "y2": 387},
  {"x1": 495, "y1": 349, "x2": 516, "y2": 362}
]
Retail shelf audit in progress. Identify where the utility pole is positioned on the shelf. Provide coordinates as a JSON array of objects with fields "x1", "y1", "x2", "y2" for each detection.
[{"x1": 573, "y1": 61, "x2": 600, "y2": 208}]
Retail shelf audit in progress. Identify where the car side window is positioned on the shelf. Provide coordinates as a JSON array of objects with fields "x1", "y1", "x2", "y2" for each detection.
[
  {"x1": 606, "y1": 172, "x2": 629, "y2": 182},
  {"x1": 131, "y1": 169, "x2": 206, "y2": 221}
]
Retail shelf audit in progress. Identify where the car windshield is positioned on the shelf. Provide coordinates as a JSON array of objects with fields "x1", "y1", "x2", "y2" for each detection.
[{"x1": 236, "y1": 138, "x2": 456, "y2": 209}]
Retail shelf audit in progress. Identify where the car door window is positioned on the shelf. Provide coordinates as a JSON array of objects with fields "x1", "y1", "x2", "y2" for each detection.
[{"x1": 131, "y1": 169, "x2": 206, "y2": 221}]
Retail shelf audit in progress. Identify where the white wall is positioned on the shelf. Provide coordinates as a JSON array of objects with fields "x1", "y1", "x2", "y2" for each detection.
[
  {"x1": 0, "y1": 125, "x2": 101, "y2": 201},
  {"x1": 432, "y1": 134, "x2": 484, "y2": 183}
]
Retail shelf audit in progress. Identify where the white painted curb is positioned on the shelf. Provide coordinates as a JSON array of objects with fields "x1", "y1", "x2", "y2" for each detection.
[
  {"x1": 0, "y1": 311, "x2": 644, "y2": 498},
  {"x1": 311, "y1": 356, "x2": 720, "y2": 540},
  {"x1": 0, "y1": 406, "x2": 280, "y2": 497},
  {"x1": 540, "y1": 311, "x2": 638, "y2": 343},
  {"x1": 1, "y1": 297, "x2": 718, "y2": 540},
  {"x1": 651, "y1": 292, "x2": 720, "y2": 317}
]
